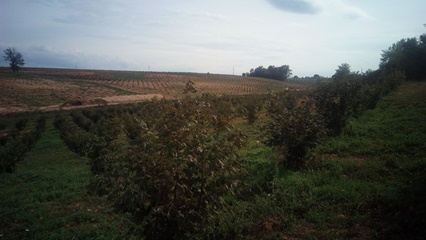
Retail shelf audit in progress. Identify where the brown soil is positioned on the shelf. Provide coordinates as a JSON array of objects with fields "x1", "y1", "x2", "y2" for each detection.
[{"x1": 0, "y1": 68, "x2": 312, "y2": 114}]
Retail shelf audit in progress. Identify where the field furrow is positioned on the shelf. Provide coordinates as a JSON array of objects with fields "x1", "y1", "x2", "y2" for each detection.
[{"x1": 0, "y1": 68, "x2": 310, "y2": 114}]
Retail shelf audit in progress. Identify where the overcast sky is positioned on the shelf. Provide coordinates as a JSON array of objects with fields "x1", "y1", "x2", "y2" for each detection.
[{"x1": 1, "y1": 0, "x2": 425, "y2": 77}]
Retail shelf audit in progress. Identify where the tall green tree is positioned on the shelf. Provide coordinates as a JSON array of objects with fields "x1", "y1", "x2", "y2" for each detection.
[
  {"x1": 380, "y1": 35, "x2": 426, "y2": 80},
  {"x1": 3, "y1": 47, "x2": 25, "y2": 72},
  {"x1": 332, "y1": 63, "x2": 351, "y2": 80}
]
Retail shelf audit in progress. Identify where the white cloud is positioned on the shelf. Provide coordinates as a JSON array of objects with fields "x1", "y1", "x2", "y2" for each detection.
[
  {"x1": 194, "y1": 11, "x2": 229, "y2": 21},
  {"x1": 3, "y1": 0, "x2": 424, "y2": 77},
  {"x1": 267, "y1": 0, "x2": 321, "y2": 14},
  {"x1": 318, "y1": 0, "x2": 372, "y2": 20}
]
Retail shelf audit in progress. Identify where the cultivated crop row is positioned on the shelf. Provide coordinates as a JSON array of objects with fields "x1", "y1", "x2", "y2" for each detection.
[
  {"x1": 54, "y1": 96, "x2": 251, "y2": 238},
  {"x1": 7, "y1": 68, "x2": 308, "y2": 96},
  {"x1": 0, "y1": 115, "x2": 47, "y2": 173},
  {"x1": 48, "y1": 67, "x2": 407, "y2": 238}
]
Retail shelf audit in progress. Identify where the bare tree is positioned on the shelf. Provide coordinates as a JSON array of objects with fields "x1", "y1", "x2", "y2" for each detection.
[{"x1": 3, "y1": 47, "x2": 25, "y2": 72}]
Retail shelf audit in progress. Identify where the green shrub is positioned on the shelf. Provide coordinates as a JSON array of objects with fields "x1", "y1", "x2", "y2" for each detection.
[
  {"x1": 55, "y1": 114, "x2": 100, "y2": 159},
  {"x1": 379, "y1": 70, "x2": 406, "y2": 95},
  {"x1": 53, "y1": 97, "x2": 248, "y2": 238},
  {"x1": 312, "y1": 77, "x2": 363, "y2": 135},
  {"x1": 0, "y1": 128, "x2": 43, "y2": 173},
  {"x1": 265, "y1": 93, "x2": 325, "y2": 169},
  {"x1": 71, "y1": 111, "x2": 93, "y2": 132},
  {"x1": 238, "y1": 95, "x2": 264, "y2": 124},
  {"x1": 15, "y1": 118, "x2": 28, "y2": 131}
]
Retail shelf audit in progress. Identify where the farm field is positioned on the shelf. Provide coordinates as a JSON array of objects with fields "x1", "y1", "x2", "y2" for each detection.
[
  {"x1": 1, "y1": 1, "x2": 424, "y2": 238},
  {"x1": 0, "y1": 80, "x2": 425, "y2": 239},
  {"x1": 0, "y1": 68, "x2": 309, "y2": 114}
]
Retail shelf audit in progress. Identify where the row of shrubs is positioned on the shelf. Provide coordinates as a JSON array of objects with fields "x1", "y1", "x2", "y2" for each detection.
[
  {"x1": 55, "y1": 96, "x2": 247, "y2": 239},
  {"x1": 263, "y1": 69, "x2": 406, "y2": 169},
  {"x1": 0, "y1": 116, "x2": 47, "y2": 173},
  {"x1": 54, "y1": 69, "x2": 405, "y2": 238},
  {"x1": 0, "y1": 118, "x2": 31, "y2": 146}
]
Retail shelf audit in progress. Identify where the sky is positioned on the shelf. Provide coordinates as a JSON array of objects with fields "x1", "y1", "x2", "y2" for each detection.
[{"x1": 0, "y1": 0, "x2": 425, "y2": 77}]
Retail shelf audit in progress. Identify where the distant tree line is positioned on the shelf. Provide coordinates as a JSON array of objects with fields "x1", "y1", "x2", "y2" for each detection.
[
  {"x1": 292, "y1": 74, "x2": 326, "y2": 82},
  {"x1": 244, "y1": 65, "x2": 292, "y2": 81}
]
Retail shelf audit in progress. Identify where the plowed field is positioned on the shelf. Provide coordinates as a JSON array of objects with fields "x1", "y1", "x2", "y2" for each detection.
[{"x1": 0, "y1": 68, "x2": 310, "y2": 114}]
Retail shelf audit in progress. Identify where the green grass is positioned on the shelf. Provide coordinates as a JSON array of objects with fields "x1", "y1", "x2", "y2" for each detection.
[
  {"x1": 0, "y1": 120, "x2": 136, "y2": 240},
  {"x1": 1, "y1": 81, "x2": 425, "y2": 239},
  {"x1": 307, "y1": 81, "x2": 426, "y2": 238},
  {"x1": 208, "y1": 81, "x2": 426, "y2": 239}
]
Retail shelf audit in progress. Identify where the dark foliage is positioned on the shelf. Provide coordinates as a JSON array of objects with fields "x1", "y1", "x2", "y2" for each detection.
[
  {"x1": 380, "y1": 34, "x2": 426, "y2": 81},
  {"x1": 15, "y1": 118, "x2": 29, "y2": 131},
  {"x1": 265, "y1": 92, "x2": 325, "y2": 169},
  {"x1": 56, "y1": 97, "x2": 245, "y2": 239},
  {"x1": 312, "y1": 74, "x2": 363, "y2": 135},
  {"x1": 0, "y1": 115, "x2": 46, "y2": 173},
  {"x1": 249, "y1": 65, "x2": 292, "y2": 81},
  {"x1": 3, "y1": 47, "x2": 25, "y2": 72}
]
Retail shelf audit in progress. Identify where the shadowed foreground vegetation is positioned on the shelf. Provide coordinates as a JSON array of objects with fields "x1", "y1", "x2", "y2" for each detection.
[
  {"x1": 1, "y1": 80, "x2": 425, "y2": 239},
  {"x1": 0, "y1": 119, "x2": 138, "y2": 239},
  {"x1": 214, "y1": 81, "x2": 426, "y2": 239}
]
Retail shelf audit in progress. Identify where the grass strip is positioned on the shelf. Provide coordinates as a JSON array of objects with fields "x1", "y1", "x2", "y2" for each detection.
[{"x1": 0, "y1": 121, "x2": 136, "y2": 240}]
